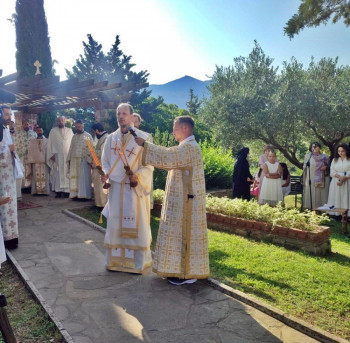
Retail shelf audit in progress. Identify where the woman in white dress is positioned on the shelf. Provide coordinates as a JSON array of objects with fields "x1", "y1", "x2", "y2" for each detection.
[
  {"x1": 259, "y1": 150, "x2": 283, "y2": 206},
  {"x1": 303, "y1": 142, "x2": 330, "y2": 209},
  {"x1": 327, "y1": 144, "x2": 350, "y2": 215}
]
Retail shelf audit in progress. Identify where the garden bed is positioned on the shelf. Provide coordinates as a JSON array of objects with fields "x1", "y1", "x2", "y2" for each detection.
[
  {"x1": 152, "y1": 198, "x2": 331, "y2": 256},
  {"x1": 206, "y1": 212, "x2": 331, "y2": 256}
]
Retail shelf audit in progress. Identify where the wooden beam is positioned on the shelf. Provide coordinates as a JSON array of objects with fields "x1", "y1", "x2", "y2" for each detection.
[
  {"x1": 0, "y1": 72, "x2": 18, "y2": 86},
  {"x1": 19, "y1": 98, "x2": 102, "y2": 114}
]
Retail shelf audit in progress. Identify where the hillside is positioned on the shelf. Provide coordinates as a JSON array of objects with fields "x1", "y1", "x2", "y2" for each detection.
[{"x1": 148, "y1": 75, "x2": 210, "y2": 109}]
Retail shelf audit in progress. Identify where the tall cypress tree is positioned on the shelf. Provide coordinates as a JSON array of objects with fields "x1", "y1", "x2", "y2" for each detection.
[{"x1": 15, "y1": 0, "x2": 53, "y2": 78}]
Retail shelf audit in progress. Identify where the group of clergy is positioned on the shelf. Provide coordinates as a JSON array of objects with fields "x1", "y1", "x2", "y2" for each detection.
[
  {"x1": 0, "y1": 103, "x2": 210, "y2": 285},
  {"x1": 9, "y1": 115, "x2": 109, "y2": 208}
]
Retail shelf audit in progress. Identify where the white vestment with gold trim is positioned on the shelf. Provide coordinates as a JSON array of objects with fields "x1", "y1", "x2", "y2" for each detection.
[
  {"x1": 101, "y1": 128, "x2": 153, "y2": 273},
  {"x1": 67, "y1": 132, "x2": 93, "y2": 199},
  {"x1": 47, "y1": 127, "x2": 73, "y2": 193},
  {"x1": 142, "y1": 136, "x2": 209, "y2": 279},
  {"x1": 26, "y1": 137, "x2": 50, "y2": 195},
  {"x1": 91, "y1": 132, "x2": 108, "y2": 207}
]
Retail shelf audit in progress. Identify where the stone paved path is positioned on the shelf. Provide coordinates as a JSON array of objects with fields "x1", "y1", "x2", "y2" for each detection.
[{"x1": 10, "y1": 193, "x2": 320, "y2": 343}]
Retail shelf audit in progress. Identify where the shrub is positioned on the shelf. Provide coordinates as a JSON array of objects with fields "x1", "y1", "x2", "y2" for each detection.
[
  {"x1": 150, "y1": 134, "x2": 234, "y2": 190},
  {"x1": 151, "y1": 129, "x2": 176, "y2": 190},
  {"x1": 200, "y1": 140, "x2": 234, "y2": 189},
  {"x1": 153, "y1": 189, "x2": 328, "y2": 231}
]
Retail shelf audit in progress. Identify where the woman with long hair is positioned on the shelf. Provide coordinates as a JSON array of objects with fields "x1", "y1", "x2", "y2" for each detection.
[
  {"x1": 232, "y1": 147, "x2": 253, "y2": 200},
  {"x1": 327, "y1": 143, "x2": 350, "y2": 215},
  {"x1": 303, "y1": 142, "x2": 330, "y2": 209}
]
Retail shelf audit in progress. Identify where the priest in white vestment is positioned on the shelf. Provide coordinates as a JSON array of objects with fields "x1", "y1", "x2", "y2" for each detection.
[
  {"x1": 67, "y1": 120, "x2": 92, "y2": 200},
  {"x1": 26, "y1": 127, "x2": 50, "y2": 195},
  {"x1": 101, "y1": 103, "x2": 153, "y2": 273},
  {"x1": 135, "y1": 115, "x2": 209, "y2": 285},
  {"x1": 15, "y1": 120, "x2": 37, "y2": 199},
  {"x1": 46, "y1": 116, "x2": 73, "y2": 198},
  {"x1": 0, "y1": 106, "x2": 19, "y2": 249},
  {"x1": 91, "y1": 123, "x2": 108, "y2": 207}
]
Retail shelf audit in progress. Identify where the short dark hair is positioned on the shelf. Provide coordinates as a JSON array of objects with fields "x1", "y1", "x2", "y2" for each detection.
[
  {"x1": 75, "y1": 119, "x2": 83, "y2": 125},
  {"x1": 175, "y1": 115, "x2": 194, "y2": 129},
  {"x1": 1, "y1": 105, "x2": 11, "y2": 110},
  {"x1": 117, "y1": 103, "x2": 133, "y2": 115},
  {"x1": 92, "y1": 123, "x2": 104, "y2": 132},
  {"x1": 309, "y1": 141, "x2": 321, "y2": 152}
]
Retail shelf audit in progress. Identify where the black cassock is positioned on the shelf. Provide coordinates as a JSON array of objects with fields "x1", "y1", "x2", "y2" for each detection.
[{"x1": 232, "y1": 158, "x2": 253, "y2": 201}]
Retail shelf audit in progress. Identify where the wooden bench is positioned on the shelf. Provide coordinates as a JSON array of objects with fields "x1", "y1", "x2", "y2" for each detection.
[{"x1": 313, "y1": 207, "x2": 349, "y2": 234}]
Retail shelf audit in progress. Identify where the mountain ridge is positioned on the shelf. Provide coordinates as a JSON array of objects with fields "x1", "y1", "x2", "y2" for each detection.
[{"x1": 148, "y1": 75, "x2": 211, "y2": 109}]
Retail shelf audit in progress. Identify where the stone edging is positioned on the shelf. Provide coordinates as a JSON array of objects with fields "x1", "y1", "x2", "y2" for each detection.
[
  {"x1": 6, "y1": 250, "x2": 75, "y2": 343},
  {"x1": 62, "y1": 209, "x2": 106, "y2": 234},
  {"x1": 208, "y1": 278, "x2": 349, "y2": 343},
  {"x1": 62, "y1": 207, "x2": 348, "y2": 343}
]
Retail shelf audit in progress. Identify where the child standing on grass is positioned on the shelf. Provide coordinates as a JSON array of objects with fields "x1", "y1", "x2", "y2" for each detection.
[{"x1": 259, "y1": 150, "x2": 283, "y2": 206}]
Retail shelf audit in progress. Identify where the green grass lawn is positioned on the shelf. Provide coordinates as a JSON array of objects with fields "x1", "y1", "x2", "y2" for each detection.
[
  {"x1": 0, "y1": 262, "x2": 64, "y2": 343},
  {"x1": 71, "y1": 204, "x2": 350, "y2": 340}
]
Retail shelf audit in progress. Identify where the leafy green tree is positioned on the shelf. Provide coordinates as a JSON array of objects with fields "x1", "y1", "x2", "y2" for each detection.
[
  {"x1": 201, "y1": 41, "x2": 305, "y2": 169},
  {"x1": 186, "y1": 88, "x2": 201, "y2": 115},
  {"x1": 285, "y1": 0, "x2": 350, "y2": 38},
  {"x1": 201, "y1": 41, "x2": 350, "y2": 169},
  {"x1": 15, "y1": 0, "x2": 53, "y2": 78},
  {"x1": 303, "y1": 57, "x2": 350, "y2": 159}
]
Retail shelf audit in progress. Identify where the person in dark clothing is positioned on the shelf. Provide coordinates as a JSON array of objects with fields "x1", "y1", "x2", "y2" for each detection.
[{"x1": 232, "y1": 147, "x2": 253, "y2": 200}]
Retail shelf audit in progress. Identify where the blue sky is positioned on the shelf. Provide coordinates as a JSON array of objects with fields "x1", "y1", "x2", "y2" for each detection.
[{"x1": 0, "y1": 0, "x2": 349, "y2": 84}]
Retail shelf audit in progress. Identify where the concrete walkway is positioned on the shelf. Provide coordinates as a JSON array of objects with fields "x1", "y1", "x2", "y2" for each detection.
[{"x1": 10, "y1": 193, "x2": 320, "y2": 343}]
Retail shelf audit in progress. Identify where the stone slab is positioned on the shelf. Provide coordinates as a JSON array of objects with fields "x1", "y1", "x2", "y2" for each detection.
[{"x1": 45, "y1": 242, "x2": 106, "y2": 276}]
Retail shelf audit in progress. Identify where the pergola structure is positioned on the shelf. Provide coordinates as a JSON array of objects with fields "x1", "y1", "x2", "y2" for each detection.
[{"x1": 0, "y1": 71, "x2": 148, "y2": 114}]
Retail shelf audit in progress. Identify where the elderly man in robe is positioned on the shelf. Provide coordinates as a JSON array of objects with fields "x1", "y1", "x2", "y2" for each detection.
[
  {"x1": 91, "y1": 123, "x2": 108, "y2": 208},
  {"x1": 26, "y1": 127, "x2": 50, "y2": 195},
  {"x1": 0, "y1": 106, "x2": 19, "y2": 249},
  {"x1": 15, "y1": 119, "x2": 37, "y2": 199},
  {"x1": 46, "y1": 116, "x2": 74, "y2": 198},
  {"x1": 101, "y1": 103, "x2": 153, "y2": 273},
  {"x1": 67, "y1": 120, "x2": 93, "y2": 200},
  {"x1": 135, "y1": 115, "x2": 209, "y2": 285}
]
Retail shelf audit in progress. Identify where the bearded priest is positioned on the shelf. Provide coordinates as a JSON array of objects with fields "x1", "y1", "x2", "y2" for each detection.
[{"x1": 101, "y1": 103, "x2": 153, "y2": 273}]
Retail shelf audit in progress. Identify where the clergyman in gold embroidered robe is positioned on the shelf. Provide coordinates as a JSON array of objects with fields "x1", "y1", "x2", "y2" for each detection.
[
  {"x1": 26, "y1": 132, "x2": 50, "y2": 195},
  {"x1": 141, "y1": 117, "x2": 209, "y2": 280}
]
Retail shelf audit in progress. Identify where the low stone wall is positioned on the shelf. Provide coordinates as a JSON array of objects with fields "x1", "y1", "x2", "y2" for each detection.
[
  {"x1": 152, "y1": 203, "x2": 331, "y2": 256},
  {"x1": 207, "y1": 212, "x2": 331, "y2": 256}
]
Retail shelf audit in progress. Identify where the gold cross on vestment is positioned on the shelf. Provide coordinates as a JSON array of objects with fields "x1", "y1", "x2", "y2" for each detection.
[{"x1": 126, "y1": 147, "x2": 136, "y2": 157}]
